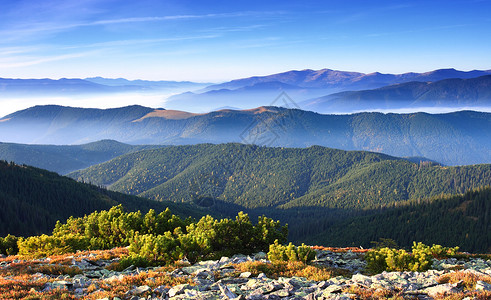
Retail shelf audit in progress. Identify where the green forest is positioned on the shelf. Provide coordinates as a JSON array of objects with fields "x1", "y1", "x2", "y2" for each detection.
[
  {"x1": 1, "y1": 142, "x2": 491, "y2": 253},
  {"x1": 69, "y1": 143, "x2": 491, "y2": 211},
  {"x1": 312, "y1": 187, "x2": 491, "y2": 252},
  {"x1": 0, "y1": 160, "x2": 204, "y2": 237}
]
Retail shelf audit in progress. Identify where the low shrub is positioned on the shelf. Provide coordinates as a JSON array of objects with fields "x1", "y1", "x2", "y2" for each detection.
[
  {"x1": 17, "y1": 234, "x2": 90, "y2": 258},
  {"x1": 18, "y1": 206, "x2": 288, "y2": 262},
  {"x1": 365, "y1": 242, "x2": 459, "y2": 273},
  {"x1": 0, "y1": 234, "x2": 19, "y2": 256},
  {"x1": 268, "y1": 240, "x2": 316, "y2": 264}
]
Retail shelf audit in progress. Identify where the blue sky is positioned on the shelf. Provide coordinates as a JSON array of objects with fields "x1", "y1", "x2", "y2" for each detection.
[{"x1": 1, "y1": 0, "x2": 490, "y2": 81}]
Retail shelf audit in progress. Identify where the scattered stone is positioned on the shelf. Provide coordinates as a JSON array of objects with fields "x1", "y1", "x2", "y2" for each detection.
[
  {"x1": 168, "y1": 284, "x2": 192, "y2": 297},
  {"x1": 3, "y1": 249, "x2": 491, "y2": 299},
  {"x1": 422, "y1": 283, "x2": 460, "y2": 298},
  {"x1": 131, "y1": 285, "x2": 151, "y2": 295},
  {"x1": 219, "y1": 282, "x2": 239, "y2": 299},
  {"x1": 476, "y1": 280, "x2": 491, "y2": 291},
  {"x1": 240, "y1": 272, "x2": 252, "y2": 278}
]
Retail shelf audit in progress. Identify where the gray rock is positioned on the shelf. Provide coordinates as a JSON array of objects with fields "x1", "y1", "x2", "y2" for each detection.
[
  {"x1": 168, "y1": 284, "x2": 192, "y2": 297},
  {"x1": 422, "y1": 283, "x2": 460, "y2": 298},
  {"x1": 322, "y1": 284, "x2": 344, "y2": 295},
  {"x1": 254, "y1": 252, "x2": 267, "y2": 260},
  {"x1": 153, "y1": 285, "x2": 169, "y2": 295},
  {"x1": 240, "y1": 272, "x2": 252, "y2": 278},
  {"x1": 476, "y1": 280, "x2": 491, "y2": 291},
  {"x1": 219, "y1": 282, "x2": 239, "y2": 299},
  {"x1": 131, "y1": 285, "x2": 151, "y2": 295}
]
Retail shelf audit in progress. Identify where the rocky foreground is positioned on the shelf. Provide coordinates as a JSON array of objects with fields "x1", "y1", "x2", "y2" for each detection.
[{"x1": 1, "y1": 248, "x2": 491, "y2": 300}]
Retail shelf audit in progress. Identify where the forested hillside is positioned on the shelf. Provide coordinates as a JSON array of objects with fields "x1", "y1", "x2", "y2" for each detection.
[
  {"x1": 2, "y1": 105, "x2": 490, "y2": 165},
  {"x1": 311, "y1": 187, "x2": 491, "y2": 252},
  {"x1": 0, "y1": 139, "x2": 162, "y2": 174},
  {"x1": 0, "y1": 160, "x2": 204, "y2": 237},
  {"x1": 69, "y1": 144, "x2": 491, "y2": 211}
]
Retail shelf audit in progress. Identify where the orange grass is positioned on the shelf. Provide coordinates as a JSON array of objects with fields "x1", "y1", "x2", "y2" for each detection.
[
  {"x1": 438, "y1": 270, "x2": 491, "y2": 291},
  {"x1": 234, "y1": 261, "x2": 336, "y2": 281},
  {"x1": 310, "y1": 246, "x2": 369, "y2": 253}
]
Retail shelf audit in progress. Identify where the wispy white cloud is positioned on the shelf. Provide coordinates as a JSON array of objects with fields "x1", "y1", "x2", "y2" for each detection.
[
  {"x1": 0, "y1": 51, "x2": 98, "y2": 68},
  {"x1": 0, "y1": 11, "x2": 280, "y2": 43},
  {"x1": 198, "y1": 24, "x2": 268, "y2": 34},
  {"x1": 0, "y1": 46, "x2": 41, "y2": 56},
  {"x1": 61, "y1": 34, "x2": 220, "y2": 50}
]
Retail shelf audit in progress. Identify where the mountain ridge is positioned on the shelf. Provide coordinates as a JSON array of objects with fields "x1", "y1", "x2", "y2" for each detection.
[
  {"x1": 164, "y1": 68, "x2": 491, "y2": 112},
  {"x1": 1, "y1": 105, "x2": 490, "y2": 165},
  {"x1": 303, "y1": 75, "x2": 491, "y2": 112},
  {"x1": 66, "y1": 143, "x2": 491, "y2": 245},
  {"x1": 0, "y1": 139, "x2": 164, "y2": 174}
]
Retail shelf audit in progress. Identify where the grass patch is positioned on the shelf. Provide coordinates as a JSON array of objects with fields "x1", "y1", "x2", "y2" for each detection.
[
  {"x1": 437, "y1": 270, "x2": 491, "y2": 291},
  {"x1": 234, "y1": 261, "x2": 337, "y2": 281}
]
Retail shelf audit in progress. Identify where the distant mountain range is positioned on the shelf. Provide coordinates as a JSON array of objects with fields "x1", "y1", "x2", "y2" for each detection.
[
  {"x1": 1, "y1": 105, "x2": 490, "y2": 165},
  {"x1": 303, "y1": 75, "x2": 491, "y2": 113},
  {"x1": 165, "y1": 68, "x2": 491, "y2": 112},
  {"x1": 3, "y1": 68, "x2": 490, "y2": 113},
  {"x1": 0, "y1": 77, "x2": 209, "y2": 96},
  {"x1": 202, "y1": 68, "x2": 491, "y2": 91}
]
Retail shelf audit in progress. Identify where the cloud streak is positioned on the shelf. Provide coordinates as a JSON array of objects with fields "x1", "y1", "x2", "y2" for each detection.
[
  {"x1": 0, "y1": 51, "x2": 98, "y2": 68},
  {"x1": 0, "y1": 11, "x2": 280, "y2": 43}
]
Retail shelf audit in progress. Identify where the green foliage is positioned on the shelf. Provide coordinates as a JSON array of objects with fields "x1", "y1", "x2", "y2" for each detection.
[
  {"x1": 16, "y1": 206, "x2": 288, "y2": 263},
  {"x1": 268, "y1": 240, "x2": 316, "y2": 264},
  {"x1": 69, "y1": 143, "x2": 491, "y2": 211},
  {"x1": 17, "y1": 234, "x2": 89, "y2": 258},
  {"x1": 116, "y1": 255, "x2": 154, "y2": 270},
  {"x1": 129, "y1": 232, "x2": 182, "y2": 262},
  {"x1": 67, "y1": 143, "x2": 491, "y2": 246},
  {"x1": 127, "y1": 212, "x2": 288, "y2": 264},
  {"x1": 0, "y1": 160, "x2": 204, "y2": 238},
  {"x1": 0, "y1": 234, "x2": 19, "y2": 256},
  {"x1": 365, "y1": 242, "x2": 460, "y2": 273},
  {"x1": 317, "y1": 187, "x2": 490, "y2": 253}
]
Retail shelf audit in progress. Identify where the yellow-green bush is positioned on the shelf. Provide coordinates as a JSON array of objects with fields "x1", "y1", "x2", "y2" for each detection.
[
  {"x1": 15, "y1": 206, "x2": 288, "y2": 262},
  {"x1": 268, "y1": 240, "x2": 316, "y2": 264},
  {"x1": 365, "y1": 242, "x2": 459, "y2": 273},
  {"x1": 17, "y1": 234, "x2": 90, "y2": 258}
]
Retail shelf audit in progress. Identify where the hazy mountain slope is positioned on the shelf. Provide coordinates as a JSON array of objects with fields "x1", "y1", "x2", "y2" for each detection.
[
  {"x1": 202, "y1": 68, "x2": 491, "y2": 91},
  {"x1": 304, "y1": 75, "x2": 491, "y2": 112},
  {"x1": 1, "y1": 105, "x2": 490, "y2": 165},
  {"x1": 0, "y1": 77, "x2": 210, "y2": 96},
  {"x1": 164, "y1": 68, "x2": 491, "y2": 112},
  {"x1": 68, "y1": 144, "x2": 491, "y2": 211},
  {"x1": 309, "y1": 187, "x2": 491, "y2": 253},
  {"x1": 0, "y1": 140, "x2": 163, "y2": 174},
  {"x1": 0, "y1": 78, "x2": 141, "y2": 95},
  {"x1": 164, "y1": 81, "x2": 321, "y2": 112},
  {"x1": 84, "y1": 77, "x2": 210, "y2": 90},
  {"x1": 0, "y1": 160, "x2": 204, "y2": 237},
  {"x1": 0, "y1": 105, "x2": 155, "y2": 144}
]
